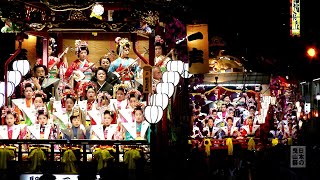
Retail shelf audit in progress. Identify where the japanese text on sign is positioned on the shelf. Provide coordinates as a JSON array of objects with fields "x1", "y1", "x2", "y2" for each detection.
[
  {"x1": 291, "y1": 0, "x2": 300, "y2": 36},
  {"x1": 290, "y1": 146, "x2": 306, "y2": 168}
]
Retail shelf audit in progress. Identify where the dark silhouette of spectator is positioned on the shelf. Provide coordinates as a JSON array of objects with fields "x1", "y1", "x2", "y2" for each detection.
[
  {"x1": 39, "y1": 173, "x2": 56, "y2": 180},
  {"x1": 99, "y1": 165, "x2": 125, "y2": 179},
  {"x1": 78, "y1": 163, "x2": 97, "y2": 180}
]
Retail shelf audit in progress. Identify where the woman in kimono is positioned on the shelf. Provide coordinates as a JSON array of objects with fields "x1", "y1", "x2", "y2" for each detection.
[
  {"x1": 0, "y1": 106, "x2": 26, "y2": 139},
  {"x1": 92, "y1": 67, "x2": 113, "y2": 95},
  {"x1": 154, "y1": 35, "x2": 172, "y2": 72}
]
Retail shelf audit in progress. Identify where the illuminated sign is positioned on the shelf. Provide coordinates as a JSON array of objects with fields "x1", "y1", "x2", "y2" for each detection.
[
  {"x1": 291, "y1": 0, "x2": 300, "y2": 36},
  {"x1": 290, "y1": 146, "x2": 306, "y2": 168}
]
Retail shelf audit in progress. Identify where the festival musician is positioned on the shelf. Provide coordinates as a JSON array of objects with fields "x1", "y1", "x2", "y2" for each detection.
[
  {"x1": 108, "y1": 37, "x2": 141, "y2": 88},
  {"x1": 47, "y1": 37, "x2": 69, "y2": 79},
  {"x1": 221, "y1": 117, "x2": 240, "y2": 138},
  {"x1": 202, "y1": 117, "x2": 220, "y2": 138},
  {"x1": 154, "y1": 35, "x2": 172, "y2": 72},
  {"x1": 241, "y1": 116, "x2": 260, "y2": 137},
  {"x1": 64, "y1": 40, "x2": 95, "y2": 92}
]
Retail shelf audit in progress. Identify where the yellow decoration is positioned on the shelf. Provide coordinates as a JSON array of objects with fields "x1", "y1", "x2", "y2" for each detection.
[
  {"x1": 124, "y1": 149, "x2": 141, "y2": 170},
  {"x1": 93, "y1": 148, "x2": 114, "y2": 172},
  {"x1": 272, "y1": 138, "x2": 279, "y2": 146},
  {"x1": 203, "y1": 138, "x2": 212, "y2": 157},
  {"x1": 61, "y1": 149, "x2": 77, "y2": 173},
  {"x1": 247, "y1": 137, "x2": 255, "y2": 151},
  {"x1": 28, "y1": 148, "x2": 46, "y2": 172},
  {"x1": 226, "y1": 138, "x2": 233, "y2": 155},
  {"x1": 287, "y1": 138, "x2": 293, "y2": 146},
  {"x1": 0, "y1": 147, "x2": 15, "y2": 170},
  {"x1": 90, "y1": 12, "x2": 102, "y2": 20}
]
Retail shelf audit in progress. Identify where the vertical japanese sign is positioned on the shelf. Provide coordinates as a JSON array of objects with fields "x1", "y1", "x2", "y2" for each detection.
[
  {"x1": 290, "y1": 0, "x2": 300, "y2": 37},
  {"x1": 290, "y1": 146, "x2": 306, "y2": 168},
  {"x1": 143, "y1": 65, "x2": 152, "y2": 93},
  {"x1": 187, "y1": 24, "x2": 209, "y2": 74}
]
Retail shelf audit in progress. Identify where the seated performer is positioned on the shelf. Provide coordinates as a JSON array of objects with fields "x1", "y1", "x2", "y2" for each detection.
[
  {"x1": 123, "y1": 106, "x2": 150, "y2": 141},
  {"x1": 202, "y1": 117, "x2": 220, "y2": 138},
  {"x1": 154, "y1": 35, "x2": 172, "y2": 72},
  {"x1": 0, "y1": 106, "x2": 26, "y2": 139},
  {"x1": 47, "y1": 37, "x2": 69, "y2": 78},
  {"x1": 99, "y1": 54, "x2": 120, "y2": 86},
  {"x1": 108, "y1": 37, "x2": 141, "y2": 88},
  {"x1": 93, "y1": 67, "x2": 114, "y2": 95},
  {"x1": 90, "y1": 110, "x2": 122, "y2": 140},
  {"x1": 64, "y1": 40, "x2": 94, "y2": 92},
  {"x1": 241, "y1": 116, "x2": 260, "y2": 137},
  {"x1": 221, "y1": 117, "x2": 240, "y2": 138},
  {"x1": 61, "y1": 106, "x2": 88, "y2": 140}
]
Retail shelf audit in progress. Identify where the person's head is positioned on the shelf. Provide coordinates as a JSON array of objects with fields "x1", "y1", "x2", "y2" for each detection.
[
  {"x1": 99, "y1": 55, "x2": 111, "y2": 70},
  {"x1": 33, "y1": 64, "x2": 47, "y2": 78},
  {"x1": 23, "y1": 81, "x2": 34, "y2": 99},
  {"x1": 116, "y1": 87, "x2": 126, "y2": 101},
  {"x1": 71, "y1": 115, "x2": 81, "y2": 127},
  {"x1": 129, "y1": 95, "x2": 138, "y2": 108},
  {"x1": 39, "y1": 173, "x2": 56, "y2": 180},
  {"x1": 154, "y1": 35, "x2": 165, "y2": 57},
  {"x1": 95, "y1": 67, "x2": 107, "y2": 82},
  {"x1": 152, "y1": 66, "x2": 162, "y2": 81},
  {"x1": 85, "y1": 85, "x2": 97, "y2": 101},
  {"x1": 223, "y1": 95, "x2": 231, "y2": 103},
  {"x1": 155, "y1": 44, "x2": 163, "y2": 57},
  {"x1": 212, "y1": 109, "x2": 218, "y2": 117},
  {"x1": 115, "y1": 37, "x2": 130, "y2": 58},
  {"x1": 249, "y1": 106, "x2": 256, "y2": 116},
  {"x1": 103, "y1": 110, "x2": 114, "y2": 126},
  {"x1": 134, "y1": 106, "x2": 144, "y2": 123},
  {"x1": 2, "y1": 107, "x2": 16, "y2": 126},
  {"x1": 75, "y1": 40, "x2": 89, "y2": 60},
  {"x1": 288, "y1": 122, "x2": 293, "y2": 129},
  {"x1": 37, "y1": 109, "x2": 48, "y2": 125},
  {"x1": 247, "y1": 116, "x2": 254, "y2": 126},
  {"x1": 221, "y1": 104, "x2": 227, "y2": 112},
  {"x1": 48, "y1": 46, "x2": 53, "y2": 56},
  {"x1": 227, "y1": 107, "x2": 235, "y2": 117},
  {"x1": 33, "y1": 90, "x2": 47, "y2": 108},
  {"x1": 65, "y1": 95, "x2": 76, "y2": 111},
  {"x1": 226, "y1": 117, "x2": 233, "y2": 126},
  {"x1": 207, "y1": 117, "x2": 214, "y2": 127}
]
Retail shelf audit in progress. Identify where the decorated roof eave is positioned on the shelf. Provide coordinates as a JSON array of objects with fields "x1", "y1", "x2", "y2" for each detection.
[{"x1": 203, "y1": 72, "x2": 271, "y2": 85}]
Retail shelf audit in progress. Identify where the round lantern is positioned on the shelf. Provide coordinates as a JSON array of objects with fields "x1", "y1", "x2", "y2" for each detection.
[
  {"x1": 156, "y1": 82, "x2": 175, "y2": 98},
  {"x1": 149, "y1": 93, "x2": 169, "y2": 110},
  {"x1": 162, "y1": 71, "x2": 181, "y2": 86},
  {"x1": 7, "y1": 70, "x2": 22, "y2": 87},
  {"x1": 144, "y1": 105, "x2": 163, "y2": 124},
  {"x1": 166, "y1": 60, "x2": 184, "y2": 74},
  {"x1": 13, "y1": 60, "x2": 30, "y2": 76},
  {"x1": 0, "y1": 81, "x2": 15, "y2": 97},
  {"x1": 0, "y1": 93, "x2": 4, "y2": 108}
]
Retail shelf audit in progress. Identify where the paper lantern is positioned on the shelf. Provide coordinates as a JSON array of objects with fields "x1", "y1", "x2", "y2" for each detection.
[
  {"x1": 162, "y1": 71, "x2": 180, "y2": 86},
  {"x1": 7, "y1": 70, "x2": 22, "y2": 87},
  {"x1": 0, "y1": 81, "x2": 15, "y2": 97},
  {"x1": 12, "y1": 60, "x2": 30, "y2": 76},
  {"x1": 149, "y1": 93, "x2": 169, "y2": 110},
  {"x1": 0, "y1": 93, "x2": 4, "y2": 108},
  {"x1": 156, "y1": 82, "x2": 175, "y2": 98},
  {"x1": 144, "y1": 105, "x2": 163, "y2": 124},
  {"x1": 166, "y1": 60, "x2": 184, "y2": 74},
  {"x1": 181, "y1": 62, "x2": 193, "y2": 78}
]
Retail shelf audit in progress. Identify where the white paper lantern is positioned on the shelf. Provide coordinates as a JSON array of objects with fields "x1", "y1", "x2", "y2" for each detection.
[
  {"x1": 149, "y1": 93, "x2": 169, "y2": 110},
  {"x1": 0, "y1": 81, "x2": 15, "y2": 97},
  {"x1": 13, "y1": 60, "x2": 30, "y2": 76},
  {"x1": 0, "y1": 93, "x2": 4, "y2": 108},
  {"x1": 162, "y1": 71, "x2": 181, "y2": 86},
  {"x1": 92, "y1": 3, "x2": 104, "y2": 16},
  {"x1": 156, "y1": 82, "x2": 175, "y2": 98},
  {"x1": 8, "y1": 70, "x2": 22, "y2": 87},
  {"x1": 166, "y1": 60, "x2": 184, "y2": 74},
  {"x1": 144, "y1": 105, "x2": 163, "y2": 124}
]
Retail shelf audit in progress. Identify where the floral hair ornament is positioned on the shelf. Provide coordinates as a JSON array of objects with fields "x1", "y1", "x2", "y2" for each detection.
[
  {"x1": 154, "y1": 35, "x2": 164, "y2": 46},
  {"x1": 22, "y1": 79, "x2": 34, "y2": 90},
  {"x1": 35, "y1": 106, "x2": 48, "y2": 117},
  {"x1": 75, "y1": 39, "x2": 89, "y2": 55},
  {"x1": 126, "y1": 89, "x2": 142, "y2": 99},
  {"x1": 115, "y1": 37, "x2": 130, "y2": 56},
  {"x1": 78, "y1": 81, "x2": 97, "y2": 97},
  {"x1": 113, "y1": 84, "x2": 129, "y2": 98},
  {"x1": 1, "y1": 106, "x2": 16, "y2": 118},
  {"x1": 98, "y1": 91, "x2": 112, "y2": 101},
  {"x1": 33, "y1": 90, "x2": 47, "y2": 99}
]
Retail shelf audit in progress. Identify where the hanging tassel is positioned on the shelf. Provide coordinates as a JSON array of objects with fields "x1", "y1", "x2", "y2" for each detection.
[
  {"x1": 287, "y1": 138, "x2": 293, "y2": 145},
  {"x1": 204, "y1": 138, "x2": 212, "y2": 157},
  {"x1": 226, "y1": 138, "x2": 233, "y2": 155},
  {"x1": 0, "y1": 147, "x2": 15, "y2": 170},
  {"x1": 28, "y1": 148, "x2": 46, "y2": 172},
  {"x1": 61, "y1": 149, "x2": 77, "y2": 173},
  {"x1": 247, "y1": 137, "x2": 255, "y2": 151},
  {"x1": 93, "y1": 148, "x2": 103, "y2": 172},
  {"x1": 272, "y1": 138, "x2": 279, "y2": 146}
]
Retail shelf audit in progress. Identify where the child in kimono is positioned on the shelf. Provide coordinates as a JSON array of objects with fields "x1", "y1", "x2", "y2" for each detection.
[
  {"x1": 90, "y1": 110, "x2": 122, "y2": 140},
  {"x1": 26, "y1": 108, "x2": 55, "y2": 140},
  {"x1": 221, "y1": 117, "x2": 240, "y2": 138},
  {"x1": 202, "y1": 117, "x2": 220, "y2": 138},
  {"x1": 0, "y1": 106, "x2": 26, "y2": 139},
  {"x1": 123, "y1": 106, "x2": 150, "y2": 141},
  {"x1": 241, "y1": 116, "x2": 260, "y2": 137}
]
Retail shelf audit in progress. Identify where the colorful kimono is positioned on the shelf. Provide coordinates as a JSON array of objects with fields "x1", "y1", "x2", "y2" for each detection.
[
  {"x1": 0, "y1": 124, "x2": 26, "y2": 139},
  {"x1": 12, "y1": 98, "x2": 36, "y2": 125},
  {"x1": 155, "y1": 55, "x2": 170, "y2": 72},
  {"x1": 123, "y1": 121, "x2": 150, "y2": 141},
  {"x1": 221, "y1": 125, "x2": 238, "y2": 138},
  {"x1": 27, "y1": 124, "x2": 53, "y2": 140},
  {"x1": 202, "y1": 125, "x2": 220, "y2": 138},
  {"x1": 64, "y1": 59, "x2": 91, "y2": 78},
  {"x1": 241, "y1": 125, "x2": 260, "y2": 137},
  {"x1": 90, "y1": 124, "x2": 118, "y2": 140}
]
